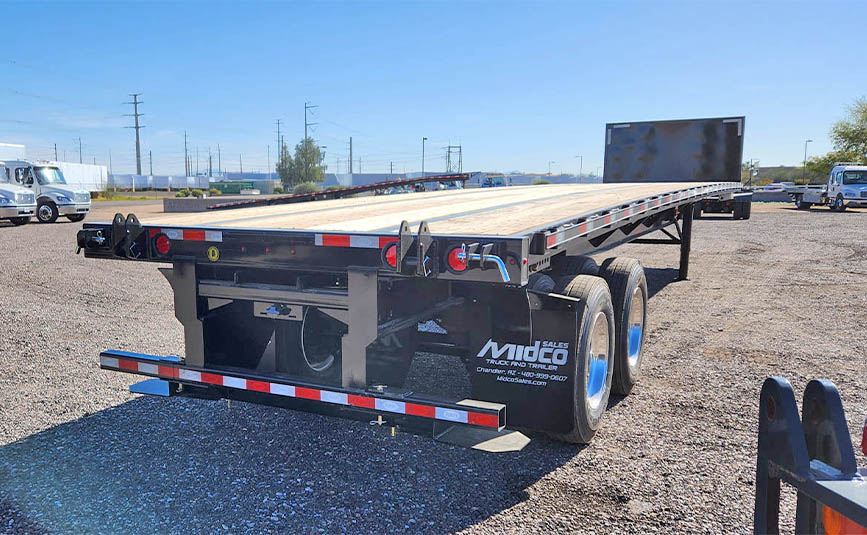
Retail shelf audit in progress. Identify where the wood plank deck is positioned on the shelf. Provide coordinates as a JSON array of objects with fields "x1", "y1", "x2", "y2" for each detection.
[{"x1": 141, "y1": 182, "x2": 723, "y2": 236}]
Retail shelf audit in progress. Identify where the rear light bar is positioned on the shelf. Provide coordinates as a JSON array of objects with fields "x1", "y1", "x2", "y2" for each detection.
[{"x1": 99, "y1": 350, "x2": 505, "y2": 430}]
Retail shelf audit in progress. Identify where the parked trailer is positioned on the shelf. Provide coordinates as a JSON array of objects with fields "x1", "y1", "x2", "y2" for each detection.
[
  {"x1": 77, "y1": 181, "x2": 743, "y2": 444},
  {"x1": 754, "y1": 377, "x2": 866, "y2": 534},
  {"x1": 604, "y1": 116, "x2": 753, "y2": 219}
]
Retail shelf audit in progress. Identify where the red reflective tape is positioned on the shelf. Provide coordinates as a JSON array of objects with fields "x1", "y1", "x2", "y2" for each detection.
[
  {"x1": 149, "y1": 228, "x2": 161, "y2": 237},
  {"x1": 295, "y1": 387, "x2": 320, "y2": 400},
  {"x1": 201, "y1": 372, "x2": 223, "y2": 385},
  {"x1": 183, "y1": 229, "x2": 206, "y2": 241},
  {"x1": 405, "y1": 403, "x2": 435, "y2": 418},
  {"x1": 246, "y1": 380, "x2": 270, "y2": 393},
  {"x1": 158, "y1": 365, "x2": 177, "y2": 379},
  {"x1": 118, "y1": 359, "x2": 138, "y2": 372},
  {"x1": 578, "y1": 223, "x2": 587, "y2": 233},
  {"x1": 349, "y1": 394, "x2": 375, "y2": 408},
  {"x1": 468, "y1": 412, "x2": 500, "y2": 428},
  {"x1": 321, "y1": 234, "x2": 351, "y2": 247},
  {"x1": 604, "y1": 215, "x2": 611, "y2": 224},
  {"x1": 378, "y1": 237, "x2": 398, "y2": 248},
  {"x1": 546, "y1": 234, "x2": 557, "y2": 247}
]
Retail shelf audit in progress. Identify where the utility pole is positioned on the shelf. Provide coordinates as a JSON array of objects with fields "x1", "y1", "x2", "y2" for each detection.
[
  {"x1": 77, "y1": 137, "x2": 83, "y2": 163},
  {"x1": 184, "y1": 131, "x2": 188, "y2": 176},
  {"x1": 239, "y1": 154, "x2": 243, "y2": 173},
  {"x1": 304, "y1": 102, "x2": 318, "y2": 183},
  {"x1": 304, "y1": 102, "x2": 318, "y2": 141},
  {"x1": 358, "y1": 157, "x2": 362, "y2": 173},
  {"x1": 124, "y1": 93, "x2": 144, "y2": 174},
  {"x1": 267, "y1": 145, "x2": 271, "y2": 179},
  {"x1": 196, "y1": 147, "x2": 199, "y2": 176},
  {"x1": 208, "y1": 148, "x2": 213, "y2": 177},
  {"x1": 575, "y1": 155, "x2": 583, "y2": 183},
  {"x1": 422, "y1": 137, "x2": 427, "y2": 178},
  {"x1": 54, "y1": 143, "x2": 58, "y2": 161},
  {"x1": 803, "y1": 139, "x2": 813, "y2": 184},
  {"x1": 349, "y1": 137, "x2": 353, "y2": 174},
  {"x1": 276, "y1": 119, "x2": 282, "y2": 160},
  {"x1": 149, "y1": 150, "x2": 153, "y2": 176},
  {"x1": 390, "y1": 161, "x2": 393, "y2": 174},
  {"x1": 108, "y1": 149, "x2": 113, "y2": 175},
  {"x1": 446, "y1": 145, "x2": 462, "y2": 173},
  {"x1": 217, "y1": 144, "x2": 221, "y2": 176}
]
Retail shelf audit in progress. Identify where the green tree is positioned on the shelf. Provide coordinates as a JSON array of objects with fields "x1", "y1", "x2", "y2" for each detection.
[
  {"x1": 830, "y1": 97, "x2": 867, "y2": 159},
  {"x1": 277, "y1": 138, "x2": 326, "y2": 188},
  {"x1": 806, "y1": 97, "x2": 867, "y2": 183}
]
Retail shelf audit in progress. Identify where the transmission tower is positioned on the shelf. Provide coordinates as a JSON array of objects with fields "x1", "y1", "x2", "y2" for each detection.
[
  {"x1": 445, "y1": 145, "x2": 462, "y2": 173},
  {"x1": 124, "y1": 93, "x2": 144, "y2": 174}
]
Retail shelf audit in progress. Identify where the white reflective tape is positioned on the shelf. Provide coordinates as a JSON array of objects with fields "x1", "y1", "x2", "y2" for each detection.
[
  {"x1": 222, "y1": 376, "x2": 246, "y2": 390},
  {"x1": 349, "y1": 235, "x2": 379, "y2": 248},
  {"x1": 163, "y1": 229, "x2": 182, "y2": 240},
  {"x1": 375, "y1": 399, "x2": 406, "y2": 414},
  {"x1": 270, "y1": 383, "x2": 295, "y2": 397},
  {"x1": 320, "y1": 391, "x2": 349, "y2": 405},
  {"x1": 314, "y1": 234, "x2": 323, "y2": 246},
  {"x1": 138, "y1": 362, "x2": 159, "y2": 375},
  {"x1": 204, "y1": 230, "x2": 223, "y2": 243},
  {"x1": 435, "y1": 407, "x2": 468, "y2": 423},
  {"x1": 100, "y1": 356, "x2": 119, "y2": 369},
  {"x1": 179, "y1": 369, "x2": 201, "y2": 382}
]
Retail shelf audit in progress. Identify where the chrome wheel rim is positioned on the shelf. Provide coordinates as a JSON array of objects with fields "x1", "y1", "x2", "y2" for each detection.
[
  {"x1": 626, "y1": 286, "x2": 645, "y2": 370},
  {"x1": 38, "y1": 205, "x2": 53, "y2": 221},
  {"x1": 586, "y1": 311, "x2": 610, "y2": 412}
]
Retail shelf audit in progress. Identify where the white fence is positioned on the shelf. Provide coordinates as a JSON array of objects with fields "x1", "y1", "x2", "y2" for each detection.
[{"x1": 108, "y1": 174, "x2": 211, "y2": 190}]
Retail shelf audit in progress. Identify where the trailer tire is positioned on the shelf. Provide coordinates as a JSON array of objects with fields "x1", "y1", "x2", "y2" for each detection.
[
  {"x1": 295, "y1": 307, "x2": 417, "y2": 387},
  {"x1": 598, "y1": 257, "x2": 647, "y2": 395},
  {"x1": 67, "y1": 214, "x2": 86, "y2": 222},
  {"x1": 36, "y1": 201, "x2": 58, "y2": 223},
  {"x1": 9, "y1": 217, "x2": 30, "y2": 226},
  {"x1": 794, "y1": 196, "x2": 812, "y2": 210},
  {"x1": 527, "y1": 273, "x2": 555, "y2": 292},
  {"x1": 551, "y1": 274, "x2": 615, "y2": 444},
  {"x1": 692, "y1": 204, "x2": 702, "y2": 219},
  {"x1": 554, "y1": 255, "x2": 599, "y2": 277}
]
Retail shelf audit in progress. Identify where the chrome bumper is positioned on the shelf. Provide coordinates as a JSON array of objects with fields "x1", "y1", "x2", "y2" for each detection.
[
  {"x1": 0, "y1": 205, "x2": 36, "y2": 218},
  {"x1": 57, "y1": 203, "x2": 91, "y2": 216}
]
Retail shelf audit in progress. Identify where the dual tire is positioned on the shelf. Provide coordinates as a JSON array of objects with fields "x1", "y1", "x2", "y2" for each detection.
[{"x1": 550, "y1": 256, "x2": 647, "y2": 443}]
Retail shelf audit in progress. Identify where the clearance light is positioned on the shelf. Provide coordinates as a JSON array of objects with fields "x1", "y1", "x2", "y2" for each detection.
[
  {"x1": 154, "y1": 233, "x2": 171, "y2": 256},
  {"x1": 447, "y1": 247, "x2": 467, "y2": 272}
]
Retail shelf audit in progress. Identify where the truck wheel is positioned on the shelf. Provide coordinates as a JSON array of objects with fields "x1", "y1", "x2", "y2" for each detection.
[
  {"x1": 527, "y1": 273, "x2": 555, "y2": 292},
  {"x1": 36, "y1": 201, "x2": 58, "y2": 223},
  {"x1": 794, "y1": 196, "x2": 812, "y2": 210},
  {"x1": 551, "y1": 274, "x2": 615, "y2": 444},
  {"x1": 598, "y1": 257, "x2": 647, "y2": 395},
  {"x1": 740, "y1": 201, "x2": 752, "y2": 220},
  {"x1": 67, "y1": 214, "x2": 86, "y2": 222},
  {"x1": 833, "y1": 195, "x2": 846, "y2": 212},
  {"x1": 9, "y1": 217, "x2": 30, "y2": 226},
  {"x1": 692, "y1": 204, "x2": 702, "y2": 219}
]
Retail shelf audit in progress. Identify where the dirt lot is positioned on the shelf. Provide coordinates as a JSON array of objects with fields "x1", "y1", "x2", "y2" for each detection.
[{"x1": 0, "y1": 201, "x2": 864, "y2": 534}]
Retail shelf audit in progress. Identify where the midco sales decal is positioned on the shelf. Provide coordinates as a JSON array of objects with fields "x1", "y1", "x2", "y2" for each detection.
[{"x1": 475, "y1": 339, "x2": 570, "y2": 387}]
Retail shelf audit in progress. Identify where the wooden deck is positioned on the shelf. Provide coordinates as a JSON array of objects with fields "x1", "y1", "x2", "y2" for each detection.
[{"x1": 141, "y1": 182, "x2": 725, "y2": 237}]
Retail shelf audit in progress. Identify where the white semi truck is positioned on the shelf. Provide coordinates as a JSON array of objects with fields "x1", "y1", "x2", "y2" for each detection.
[
  {"x1": 0, "y1": 163, "x2": 37, "y2": 225},
  {"x1": 785, "y1": 162, "x2": 867, "y2": 211},
  {"x1": 0, "y1": 160, "x2": 91, "y2": 223}
]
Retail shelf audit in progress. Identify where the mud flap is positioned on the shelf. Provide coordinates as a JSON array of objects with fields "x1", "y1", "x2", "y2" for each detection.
[{"x1": 469, "y1": 290, "x2": 580, "y2": 435}]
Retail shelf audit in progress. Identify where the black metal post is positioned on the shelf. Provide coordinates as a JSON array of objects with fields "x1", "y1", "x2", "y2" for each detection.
[{"x1": 678, "y1": 204, "x2": 694, "y2": 280}]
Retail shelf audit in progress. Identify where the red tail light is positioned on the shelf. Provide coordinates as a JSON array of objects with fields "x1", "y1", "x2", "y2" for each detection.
[
  {"x1": 446, "y1": 247, "x2": 467, "y2": 272},
  {"x1": 154, "y1": 233, "x2": 171, "y2": 256},
  {"x1": 383, "y1": 243, "x2": 397, "y2": 268}
]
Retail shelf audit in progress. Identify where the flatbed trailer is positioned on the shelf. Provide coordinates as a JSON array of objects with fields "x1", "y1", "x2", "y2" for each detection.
[{"x1": 77, "y1": 180, "x2": 743, "y2": 443}]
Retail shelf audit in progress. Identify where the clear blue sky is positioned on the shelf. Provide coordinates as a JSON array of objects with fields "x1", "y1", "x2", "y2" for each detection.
[{"x1": 2, "y1": 1, "x2": 865, "y2": 175}]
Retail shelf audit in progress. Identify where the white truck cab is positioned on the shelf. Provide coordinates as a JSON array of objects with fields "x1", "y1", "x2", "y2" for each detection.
[
  {"x1": 827, "y1": 163, "x2": 867, "y2": 211},
  {"x1": 0, "y1": 162, "x2": 37, "y2": 225},
  {"x1": 1, "y1": 160, "x2": 91, "y2": 222}
]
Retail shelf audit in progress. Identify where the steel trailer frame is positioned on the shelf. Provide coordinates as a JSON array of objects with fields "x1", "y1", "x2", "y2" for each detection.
[
  {"x1": 77, "y1": 182, "x2": 741, "y2": 441},
  {"x1": 755, "y1": 377, "x2": 867, "y2": 534}
]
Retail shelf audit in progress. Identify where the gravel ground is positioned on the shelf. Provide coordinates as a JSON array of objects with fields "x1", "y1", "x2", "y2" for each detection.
[{"x1": 0, "y1": 202, "x2": 865, "y2": 534}]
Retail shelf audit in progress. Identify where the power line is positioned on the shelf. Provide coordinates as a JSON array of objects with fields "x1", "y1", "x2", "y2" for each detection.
[{"x1": 124, "y1": 93, "x2": 144, "y2": 174}]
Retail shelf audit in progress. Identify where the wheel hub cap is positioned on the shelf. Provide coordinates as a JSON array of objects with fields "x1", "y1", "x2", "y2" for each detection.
[{"x1": 586, "y1": 311, "x2": 610, "y2": 411}]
